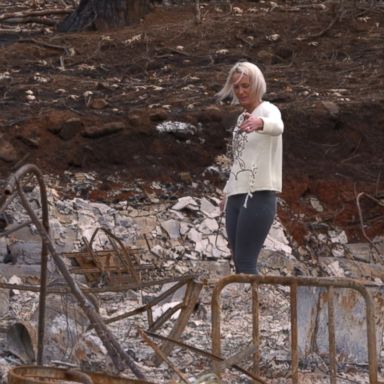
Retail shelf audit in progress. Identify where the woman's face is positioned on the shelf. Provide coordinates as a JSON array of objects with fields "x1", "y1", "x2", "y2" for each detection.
[{"x1": 232, "y1": 72, "x2": 259, "y2": 112}]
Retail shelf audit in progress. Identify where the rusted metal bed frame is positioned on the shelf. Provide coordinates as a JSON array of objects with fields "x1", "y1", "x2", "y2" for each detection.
[{"x1": 211, "y1": 274, "x2": 380, "y2": 384}]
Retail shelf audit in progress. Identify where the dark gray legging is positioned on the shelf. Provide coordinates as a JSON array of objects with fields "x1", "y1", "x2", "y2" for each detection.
[{"x1": 225, "y1": 191, "x2": 277, "y2": 274}]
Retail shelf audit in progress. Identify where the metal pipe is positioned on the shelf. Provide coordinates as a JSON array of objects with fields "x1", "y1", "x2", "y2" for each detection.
[
  {"x1": 327, "y1": 286, "x2": 337, "y2": 384},
  {"x1": 290, "y1": 281, "x2": 298, "y2": 384},
  {"x1": 3, "y1": 164, "x2": 50, "y2": 365},
  {"x1": 251, "y1": 281, "x2": 260, "y2": 376}
]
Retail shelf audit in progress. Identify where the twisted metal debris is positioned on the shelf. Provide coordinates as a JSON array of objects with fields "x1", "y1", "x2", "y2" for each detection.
[
  {"x1": 0, "y1": 164, "x2": 147, "y2": 380},
  {"x1": 0, "y1": 163, "x2": 205, "y2": 382}
]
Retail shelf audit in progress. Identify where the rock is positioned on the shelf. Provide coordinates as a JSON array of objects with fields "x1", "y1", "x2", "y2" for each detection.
[
  {"x1": 309, "y1": 196, "x2": 324, "y2": 212},
  {"x1": 7, "y1": 229, "x2": 43, "y2": 266},
  {"x1": 88, "y1": 98, "x2": 108, "y2": 109},
  {"x1": 187, "y1": 228, "x2": 202, "y2": 243},
  {"x1": 345, "y1": 241, "x2": 382, "y2": 263},
  {"x1": 126, "y1": 113, "x2": 142, "y2": 127},
  {"x1": 264, "y1": 219, "x2": 292, "y2": 254},
  {"x1": 198, "y1": 218, "x2": 218, "y2": 234},
  {"x1": 195, "y1": 238, "x2": 210, "y2": 254},
  {"x1": 58, "y1": 118, "x2": 83, "y2": 141},
  {"x1": 171, "y1": 196, "x2": 198, "y2": 211},
  {"x1": 197, "y1": 105, "x2": 223, "y2": 123},
  {"x1": 81, "y1": 122, "x2": 125, "y2": 138},
  {"x1": 321, "y1": 100, "x2": 340, "y2": 118},
  {"x1": 160, "y1": 219, "x2": 181, "y2": 240},
  {"x1": 331, "y1": 243, "x2": 346, "y2": 258},
  {"x1": 149, "y1": 108, "x2": 169, "y2": 122},
  {"x1": 156, "y1": 121, "x2": 197, "y2": 135},
  {"x1": 178, "y1": 172, "x2": 192, "y2": 183},
  {"x1": 328, "y1": 229, "x2": 348, "y2": 244},
  {"x1": 200, "y1": 197, "x2": 220, "y2": 219},
  {"x1": 0, "y1": 137, "x2": 18, "y2": 162},
  {"x1": 326, "y1": 259, "x2": 345, "y2": 276},
  {"x1": 15, "y1": 129, "x2": 40, "y2": 148}
]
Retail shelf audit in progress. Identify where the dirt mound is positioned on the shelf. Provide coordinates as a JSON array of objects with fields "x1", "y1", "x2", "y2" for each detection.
[{"x1": 0, "y1": 1, "x2": 383, "y2": 246}]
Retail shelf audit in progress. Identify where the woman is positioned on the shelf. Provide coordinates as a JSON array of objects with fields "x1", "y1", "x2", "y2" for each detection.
[{"x1": 217, "y1": 61, "x2": 284, "y2": 275}]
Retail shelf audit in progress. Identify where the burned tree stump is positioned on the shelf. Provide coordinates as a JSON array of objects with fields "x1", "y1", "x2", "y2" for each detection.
[{"x1": 57, "y1": 0, "x2": 150, "y2": 32}]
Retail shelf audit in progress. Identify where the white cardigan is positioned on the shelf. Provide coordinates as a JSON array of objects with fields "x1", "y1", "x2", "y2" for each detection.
[{"x1": 224, "y1": 101, "x2": 284, "y2": 197}]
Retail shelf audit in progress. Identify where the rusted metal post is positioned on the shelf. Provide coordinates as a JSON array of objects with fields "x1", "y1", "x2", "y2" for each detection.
[
  {"x1": 328, "y1": 286, "x2": 337, "y2": 384},
  {"x1": 139, "y1": 328, "x2": 192, "y2": 384},
  {"x1": 359, "y1": 284, "x2": 379, "y2": 384},
  {"x1": 152, "y1": 279, "x2": 203, "y2": 366},
  {"x1": 211, "y1": 279, "x2": 222, "y2": 376},
  {"x1": 251, "y1": 281, "x2": 260, "y2": 376},
  {"x1": 290, "y1": 281, "x2": 298, "y2": 384},
  {"x1": 3, "y1": 164, "x2": 49, "y2": 365}
]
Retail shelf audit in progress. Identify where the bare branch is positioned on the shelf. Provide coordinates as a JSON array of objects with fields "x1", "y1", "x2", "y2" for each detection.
[
  {"x1": 0, "y1": 8, "x2": 73, "y2": 21},
  {"x1": 356, "y1": 191, "x2": 384, "y2": 260}
]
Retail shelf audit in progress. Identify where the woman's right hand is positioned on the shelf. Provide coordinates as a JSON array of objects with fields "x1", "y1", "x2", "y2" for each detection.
[{"x1": 239, "y1": 113, "x2": 264, "y2": 133}]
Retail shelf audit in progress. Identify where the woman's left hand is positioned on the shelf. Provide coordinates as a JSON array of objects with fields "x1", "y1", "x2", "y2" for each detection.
[{"x1": 239, "y1": 113, "x2": 264, "y2": 133}]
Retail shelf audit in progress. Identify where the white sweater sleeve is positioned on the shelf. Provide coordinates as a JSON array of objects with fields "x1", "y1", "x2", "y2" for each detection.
[{"x1": 258, "y1": 102, "x2": 284, "y2": 136}]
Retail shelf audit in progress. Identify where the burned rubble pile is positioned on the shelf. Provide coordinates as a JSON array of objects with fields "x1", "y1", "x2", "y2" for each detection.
[{"x1": 0, "y1": 164, "x2": 383, "y2": 384}]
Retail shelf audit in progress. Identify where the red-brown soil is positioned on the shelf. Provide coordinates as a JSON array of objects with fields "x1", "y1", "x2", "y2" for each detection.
[{"x1": 0, "y1": 1, "x2": 383, "y2": 248}]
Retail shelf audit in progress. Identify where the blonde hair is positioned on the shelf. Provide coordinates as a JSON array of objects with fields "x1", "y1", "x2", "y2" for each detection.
[{"x1": 216, "y1": 61, "x2": 267, "y2": 104}]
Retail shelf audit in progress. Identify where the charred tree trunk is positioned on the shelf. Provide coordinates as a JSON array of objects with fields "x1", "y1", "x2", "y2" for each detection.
[{"x1": 57, "y1": 0, "x2": 150, "y2": 32}]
